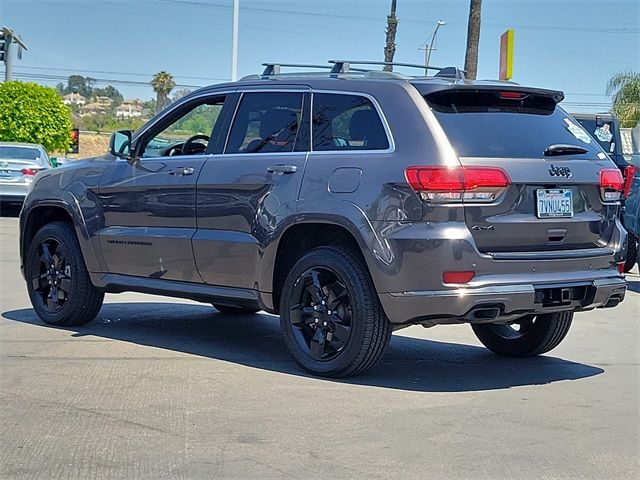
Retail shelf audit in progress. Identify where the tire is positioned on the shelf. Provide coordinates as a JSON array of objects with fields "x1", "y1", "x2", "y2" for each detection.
[
  {"x1": 212, "y1": 304, "x2": 260, "y2": 315},
  {"x1": 280, "y1": 246, "x2": 392, "y2": 378},
  {"x1": 623, "y1": 233, "x2": 638, "y2": 273},
  {"x1": 25, "y1": 221, "x2": 104, "y2": 326},
  {"x1": 471, "y1": 311, "x2": 573, "y2": 357}
]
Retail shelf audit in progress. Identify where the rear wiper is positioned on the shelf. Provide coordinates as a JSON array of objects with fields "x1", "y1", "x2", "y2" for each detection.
[{"x1": 544, "y1": 144, "x2": 589, "y2": 156}]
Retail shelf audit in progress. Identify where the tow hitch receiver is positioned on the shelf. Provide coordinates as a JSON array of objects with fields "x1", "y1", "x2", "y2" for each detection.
[{"x1": 534, "y1": 285, "x2": 587, "y2": 307}]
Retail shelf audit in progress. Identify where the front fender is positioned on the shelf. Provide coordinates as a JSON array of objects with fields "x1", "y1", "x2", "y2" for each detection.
[{"x1": 20, "y1": 163, "x2": 105, "y2": 276}]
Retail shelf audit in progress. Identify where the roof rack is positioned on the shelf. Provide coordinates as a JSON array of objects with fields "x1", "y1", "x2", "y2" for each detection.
[
  {"x1": 329, "y1": 60, "x2": 466, "y2": 79},
  {"x1": 260, "y1": 62, "x2": 369, "y2": 77},
  {"x1": 242, "y1": 60, "x2": 466, "y2": 81}
]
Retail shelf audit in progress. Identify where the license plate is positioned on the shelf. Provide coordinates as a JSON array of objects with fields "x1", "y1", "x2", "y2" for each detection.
[
  {"x1": 536, "y1": 189, "x2": 573, "y2": 218},
  {"x1": 0, "y1": 169, "x2": 11, "y2": 179}
]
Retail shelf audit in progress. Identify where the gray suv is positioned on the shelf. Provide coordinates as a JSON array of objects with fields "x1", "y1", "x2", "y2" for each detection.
[{"x1": 19, "y1": 61, "x2": 628, "y2": 377}]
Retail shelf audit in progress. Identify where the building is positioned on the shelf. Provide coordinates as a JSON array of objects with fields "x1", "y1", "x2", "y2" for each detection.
[
  {"x1": 95, "y1": 96, "x2": 114, "y2": 107},
  {"x1": 116, "y1": 99, "x2": 144, "y2": 118},
  {"x1": 79, "y1": 102, "x2": 107, "y2": 116},
  {"x1": 62, "y1": 93, "x2": 86, "y2": 106}
]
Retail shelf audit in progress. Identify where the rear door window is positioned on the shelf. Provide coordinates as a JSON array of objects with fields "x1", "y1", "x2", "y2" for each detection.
[
  {"x1": 312, "y1": 93, "x2": 389, "y2": 151},
  {"x1": 426, "y1": 90, "x2": 604, "y2": 159},
  {"x1": 226, "y1": 92, "x2": 305, "y2": 154}
]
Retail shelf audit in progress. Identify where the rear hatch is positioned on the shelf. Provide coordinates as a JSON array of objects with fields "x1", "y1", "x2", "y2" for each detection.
[{"x1": 421, "y1": 87, "x2": 623, "y2": 254}]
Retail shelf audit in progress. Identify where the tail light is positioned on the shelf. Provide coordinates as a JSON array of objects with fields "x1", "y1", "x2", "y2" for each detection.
[
  {"x1": 617, "y1": 262, "x2": 625, "y2": 274},
  {"x1": 599, "y1": 168, "x2": 624, "y2": 202},
  {"x1": 21, "y1": 168, "x2": 39, "y2": 176},
  {"x1": 623, "y1": 165, "x2": 637, "y2": 198},
  {"x1": 405, "y1": 166, "x2": 511, "y2": 203}
]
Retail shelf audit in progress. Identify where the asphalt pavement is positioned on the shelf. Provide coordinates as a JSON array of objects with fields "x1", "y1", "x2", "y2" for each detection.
[{"x1": 0, "y1": 211, "x2": 638, "y2": 479}]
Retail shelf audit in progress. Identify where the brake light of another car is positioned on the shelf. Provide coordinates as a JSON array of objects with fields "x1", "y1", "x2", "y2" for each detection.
[
  {"x1": 21, "y1": 168, "x2": 39, "y2": 176},
  {"x1": 623, "y1": 165, "x2": 637, "y2": 198},
  {"x1": 405, "y1": 166, "x2": 511, "y2": 203},
  {"x1": 599, "y1": 168, "x2": 624, "y2": 202}
]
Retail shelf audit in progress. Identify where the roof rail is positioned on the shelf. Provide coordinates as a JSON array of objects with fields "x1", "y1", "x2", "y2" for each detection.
[
  {"x1": 329, "y1": 60, "x2": 466, "y2": 79},
  {"x1": 260, "y1": 62, "x2": 368, "y2": 78},
  {"x1": 261, "y1": 63, "x2": 331, "y2": 76},
  {"x1": 245, "y1": 60, "x2": 466, "y2": 81}
]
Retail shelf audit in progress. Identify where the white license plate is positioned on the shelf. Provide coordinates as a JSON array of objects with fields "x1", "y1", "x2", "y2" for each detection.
[
  {"x1": 0, "y1": 169, "x2": 11, "y2": 179},
  {"x1": 536, "y1": 189, "x2": 573, "y2": 218}
]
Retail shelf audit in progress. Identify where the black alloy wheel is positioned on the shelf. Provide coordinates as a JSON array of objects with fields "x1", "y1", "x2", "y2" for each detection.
[
  {"x1": 471, "y1": 311, "x2": 573, "y2": 357},
  {"x1": 280, "y1": 246, "x2": 391, "y2": 377},
  {"x1": 288, "y1": 267, "x2": 353, "y2": 362},
  {"x1": 26, "y1": 221, "x2": 103, "y2": 326},
  {"x1": 32, "y1": 238, "x2": 72, "y2": 313}
]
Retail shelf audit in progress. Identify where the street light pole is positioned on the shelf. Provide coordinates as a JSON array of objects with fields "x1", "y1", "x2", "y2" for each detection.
[
  {"x1": 1, "y1": 26, "x2": 27, "y2": 82},
  {"x1": 231, "y1": 0, "x2": 239, "y2": 81},
  {"x1": 4, "y1": 31, "x2": 13, "y2": 82},
  {"x1": 424, "y1": 20, "x2": 445, "y2": 71}
]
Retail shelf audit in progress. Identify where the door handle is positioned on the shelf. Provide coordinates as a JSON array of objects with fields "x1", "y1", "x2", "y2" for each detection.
[
  {"x1": 267, "y1": 164, "x2": 297, "y2": 175},
  {"x1": 168, "y1": 167, "x2": 195, "y2": 176}
]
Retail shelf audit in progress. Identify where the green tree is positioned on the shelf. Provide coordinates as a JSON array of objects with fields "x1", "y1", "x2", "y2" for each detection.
[
  {"x1": 607, "y1": 70, "x2": 640, "y2": 127},
  {"x1": 0, "y1": 81, "x2": 73, "y2": 152},
  {"x1": 65, "y1": 75, "x2": 93, "y2": 97},
  {"x1": 151, "y1": 71, "x2": 176, "y2": 113}
]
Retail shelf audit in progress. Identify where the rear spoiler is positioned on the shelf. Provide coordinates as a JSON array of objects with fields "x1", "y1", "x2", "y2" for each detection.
[{"x1": 413, "y1": 83, "x2": 565, "y2": 104}]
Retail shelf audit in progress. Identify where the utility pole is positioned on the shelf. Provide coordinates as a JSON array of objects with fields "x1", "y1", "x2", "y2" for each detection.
[
  {"x1": 1, "y1": 26, "x2": 28, "y2": 82},
  {"x1": 231, "y1": 0, "x2": 239, "y2": 81},
  {"x1": 383, "y1": 0, "x2": 398, "y2": 72},
  {"x1": 464, "y1": 0, "x2": 482, "y2": 80}
]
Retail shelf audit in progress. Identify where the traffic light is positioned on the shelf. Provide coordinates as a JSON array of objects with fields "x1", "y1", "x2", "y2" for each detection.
[
  {"x1": 0, "y1": 31, "x2": 6, "y2": 63},
  {"x1": 69, "y1": 128, "x2": 79, "y2": 154}
]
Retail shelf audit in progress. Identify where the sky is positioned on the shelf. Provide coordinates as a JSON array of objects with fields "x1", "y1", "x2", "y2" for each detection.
[{"x1": 1, "y1": 0, "x2": 639, "y2": 113}]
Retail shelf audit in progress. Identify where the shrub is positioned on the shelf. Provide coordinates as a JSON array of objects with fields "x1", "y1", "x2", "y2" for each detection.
[{"x1": 0, "y1": 81, "x2": 73, "y2": 152}]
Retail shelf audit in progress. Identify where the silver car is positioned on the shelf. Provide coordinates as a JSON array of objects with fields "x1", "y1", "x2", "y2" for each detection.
[{"x1": 0, "y1": 142, "x2": 52, "y2": 204}]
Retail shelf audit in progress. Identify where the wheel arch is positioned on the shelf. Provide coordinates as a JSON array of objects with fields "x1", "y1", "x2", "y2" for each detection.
[
  {"x1": 266, "y1": 218, "x2": 373, "y2": 312},
  {"x1": 20, "y1": 199, "x2": 101, "y2": 277}
]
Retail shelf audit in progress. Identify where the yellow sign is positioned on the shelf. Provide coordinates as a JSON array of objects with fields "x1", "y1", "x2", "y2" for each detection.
[{"x1": 499, "y1": 29, "x2": 514, "y2": 80}]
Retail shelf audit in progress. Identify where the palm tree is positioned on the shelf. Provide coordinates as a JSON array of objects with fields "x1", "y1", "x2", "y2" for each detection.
[
  {"x1": 464, "y1": 0, "x2": 482, "y2": 80},
  {"x1": 607, "y1": 70, "x2": 640, "y2": 127},
  {"x1": 151, "y1": 71, "x2": 176, "y2": 113}
]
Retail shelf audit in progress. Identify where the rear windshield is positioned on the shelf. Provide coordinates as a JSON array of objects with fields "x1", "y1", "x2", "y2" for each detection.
[
  {"x1": 426, "y1": 90, "x2": 604, "y2": 159},
  {"x1": 0, "y1": 146, "x2": 41, "y2": 160}
]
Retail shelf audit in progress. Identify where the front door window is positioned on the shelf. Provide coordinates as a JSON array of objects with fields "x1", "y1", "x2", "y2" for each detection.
[{"x1": 142, "y1": 97, "x2": 226, "y2": 158}]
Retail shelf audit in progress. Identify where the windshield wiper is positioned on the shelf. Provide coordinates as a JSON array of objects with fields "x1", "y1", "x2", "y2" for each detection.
[{"x1": 544, "y1": 144, "x2": 589, "y2": 156}]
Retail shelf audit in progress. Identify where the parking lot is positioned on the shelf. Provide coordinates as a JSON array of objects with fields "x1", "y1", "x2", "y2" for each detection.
[{"x1": 0, "y1": 211, "x2": 638, "y2": 479}]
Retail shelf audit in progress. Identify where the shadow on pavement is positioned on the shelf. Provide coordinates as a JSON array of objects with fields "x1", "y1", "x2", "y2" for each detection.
[{"x1": 2, "y1": 302, "x2": 604, "y2": 393}]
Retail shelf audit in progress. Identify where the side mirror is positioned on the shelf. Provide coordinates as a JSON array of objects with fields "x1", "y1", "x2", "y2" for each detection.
[{"x1": 109, "y1": 130, "x2": 133, "y2": 158}]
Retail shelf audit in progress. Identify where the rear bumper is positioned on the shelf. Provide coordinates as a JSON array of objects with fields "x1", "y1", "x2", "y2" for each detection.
[
  {"x1": 0, "y1": 194, "x2": 26, "y2": 204},
  {"x1": 379, "y1": 275, "x2": 627, "y2": 326},
  {"x1": 0, "y1": 183, "x2": 28, "y2": 203}
]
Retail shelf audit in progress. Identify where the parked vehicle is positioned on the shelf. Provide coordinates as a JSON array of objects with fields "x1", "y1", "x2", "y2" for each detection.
[
  {"x1": 20, "y1": 61, "x2": 627, "y2": 377},
  {"x1": 622, "y1": 155, "x2": 640, "y2": 271},
  {"x1": 0, "y1": 142, "x2": 52, "y2": 205},
  {"x1": 572, "y1": 113, "x2": 637, "y2": 272}
]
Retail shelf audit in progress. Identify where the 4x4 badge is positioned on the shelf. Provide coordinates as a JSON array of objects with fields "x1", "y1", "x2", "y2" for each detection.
[{"x1": 548, "y1": 164, "x2": 572, "y2": 178}]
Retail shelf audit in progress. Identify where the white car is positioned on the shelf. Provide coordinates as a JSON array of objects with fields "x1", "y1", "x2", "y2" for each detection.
[{"x1": 0, "y1": 142, "x2": 52, "y2": 205}]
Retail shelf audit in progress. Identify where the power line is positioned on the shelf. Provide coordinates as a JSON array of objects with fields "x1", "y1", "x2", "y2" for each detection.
[
  {"x1": 152, "y1": 0, "x2": 639, "y2": 34},
  {"x1": 9, "y1": 72, "x2": 206, "y2": 89},
  {"x1": 14, "y1": 65, "x2": 228, "y2": 82}
]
